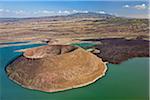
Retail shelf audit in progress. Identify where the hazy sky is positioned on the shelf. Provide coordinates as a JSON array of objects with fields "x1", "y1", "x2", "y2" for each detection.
[{"x1": 0, "y1": 1, "x2": 149, "y2": 18}]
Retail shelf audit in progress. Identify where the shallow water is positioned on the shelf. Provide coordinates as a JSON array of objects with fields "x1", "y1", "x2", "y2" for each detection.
[
  {"x1": 0, "y1": 43, "x2": 149, "y2": 100},
  {"x1": 71, "y1": 43, "x2": 96, "y2": 48}
]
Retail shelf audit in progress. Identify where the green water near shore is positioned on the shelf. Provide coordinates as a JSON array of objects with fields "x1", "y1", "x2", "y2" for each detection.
[
  {"x1": 71, "y1": 43, "x2": 96, "y2": 48},
  {"x1": 0, "y1": 43, "x2": 149, "y2": 100}
]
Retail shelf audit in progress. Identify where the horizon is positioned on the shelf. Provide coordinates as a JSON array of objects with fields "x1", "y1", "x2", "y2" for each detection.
[
  {"x1": 0, "y1": 1, "x2": 149, "y2": 18},
  {"x1": 0, "y1": 12, "x2": 148, "y2": 19}
]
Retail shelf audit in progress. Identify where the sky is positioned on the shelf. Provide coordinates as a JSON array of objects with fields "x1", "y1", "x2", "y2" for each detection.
[{"x1": 0, "y1": 1, "x2": 149, "y2": 18}]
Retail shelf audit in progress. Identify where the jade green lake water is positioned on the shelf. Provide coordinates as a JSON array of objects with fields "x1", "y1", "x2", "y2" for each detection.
[
  {"x1": 71, "y1": 43, "x2": 96, "y2": 48},
  {"x1": 0, "y1": 43, "x2": 149, "y2": 100}
]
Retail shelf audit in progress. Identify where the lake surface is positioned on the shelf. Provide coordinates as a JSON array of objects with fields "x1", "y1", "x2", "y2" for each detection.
[
  {"x1": 0, "y1": 43, "x2": 149, "y2": 100},
  {"x1": 71, "y1": 43, "x2": 96, "y2": 48}
]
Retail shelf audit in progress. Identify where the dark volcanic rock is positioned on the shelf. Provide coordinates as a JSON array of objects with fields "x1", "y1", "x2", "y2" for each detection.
[{"x1": 83, "y1": 38, "x2": 149, "y2": 64}]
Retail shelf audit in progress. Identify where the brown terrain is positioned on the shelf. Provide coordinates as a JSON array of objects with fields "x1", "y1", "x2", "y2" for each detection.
[
  {"x1": 6, "y1": 45, "x2": 107, "y2": 92},
  {"x1": 2, "y1": 13, "x2": 149, "y2": 92},
  {"x1": 22, "y1": 45, "x2": 77, "y2": 59},
  {"x1": 0, "y1": 13, "x2": 149, "y2": 43}
]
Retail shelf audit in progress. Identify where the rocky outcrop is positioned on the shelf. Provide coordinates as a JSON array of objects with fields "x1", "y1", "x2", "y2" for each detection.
[
  {"x1": 83, "y1": 38, "x2": 150, "y2": 64},
  {"x1": 6, "y1": 45, "x2": 107, "y2": 92}
]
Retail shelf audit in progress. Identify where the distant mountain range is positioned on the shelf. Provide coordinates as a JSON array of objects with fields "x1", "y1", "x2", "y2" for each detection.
[
  {"x1": 0, "y1": 12, "x2": 116, "y2": 23},
  {"x1": 65, "y1": 12, "x2": 115, "y2": 19}
]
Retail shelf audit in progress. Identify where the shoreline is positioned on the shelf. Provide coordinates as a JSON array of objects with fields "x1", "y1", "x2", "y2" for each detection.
[{"x1": 8, "y1": 61, "x2": 108, "y2": 93}]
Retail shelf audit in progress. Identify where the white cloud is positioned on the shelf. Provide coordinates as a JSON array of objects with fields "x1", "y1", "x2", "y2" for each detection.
[
  {"x1": 72, "y1": 10, "x2": 79, "y2": 13},
  {"x1": 0, "y1": 9, "x2": 108, "y2": 17},
  {"x1": 58, "y1": 10, "x2": 62, "y2": 14},
  {"x1": 81, "y1": 10, "x2": 88, "y2": 13},
  {"x1": 42, "y1": 10, "x2": 54, "y2": 14},
  {"x1": 0, "y1": 9, "x2": 10, "y2": 13},
  {"x1": 71, "y1": 10, "x2": 89, "y2": 14},
  {"x1": 58, "y1": 10, "x2": 71, "y2": 14},
  {"x1": 0, "y1": 9, "x2": 11, "y2": 17},
  {"x1": 0, "y1": 9, "x2": 4, "y2": 12},
  {"x1": 123, "y1": 5, "x2": 130, "y2": 8},
  {"x1": 34, "y1": 10, "x2": 54, "y2": 14},
  {"x1": 123, "y1": 4, "x2": 147, "y2": 10},
  {"x1": 14, "y1": 10, "x2": 25, "y2": 14},
  {"x1": 64, "y1": 10, "x2": 70, "y2": 14},
  {"x1": 58, "y1": 10, "x2": 70, "y2": 14},
  {"x1": 133, "y1": 4, "x2": 146, "y2": 10},
  {"x1": 97, "y1": 11, "x2": 106, "y2": 14}
]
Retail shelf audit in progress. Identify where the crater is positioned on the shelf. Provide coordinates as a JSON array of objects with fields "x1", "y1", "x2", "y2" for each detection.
[{"x1": 23, "y1": 45, "x2": 78, "y2": 59}]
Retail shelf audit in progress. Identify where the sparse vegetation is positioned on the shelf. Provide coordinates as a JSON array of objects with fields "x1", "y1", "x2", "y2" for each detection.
[{"x1": 0, "y1": 13, "x2": 149, "y2": 43}]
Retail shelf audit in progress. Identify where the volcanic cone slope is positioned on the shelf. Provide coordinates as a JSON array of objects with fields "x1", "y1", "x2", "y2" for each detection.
[{"x1": 6, "y1": 45, "x2": 107, "y2": 92}]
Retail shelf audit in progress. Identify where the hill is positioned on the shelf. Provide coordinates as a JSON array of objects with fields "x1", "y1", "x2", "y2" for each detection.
[{"x1": 0, "y1": 12, "x2": 115, "y2": 23}]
